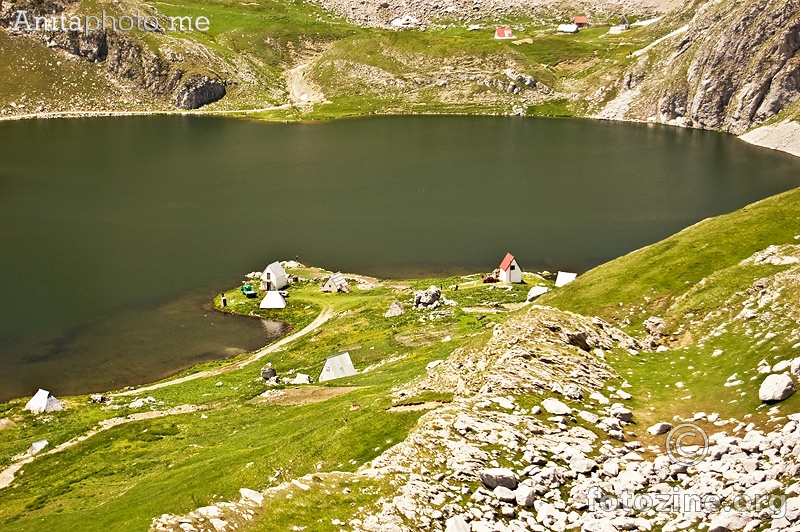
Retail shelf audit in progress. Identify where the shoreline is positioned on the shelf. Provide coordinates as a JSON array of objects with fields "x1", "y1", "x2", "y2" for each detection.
[{"x1": 3, "y1": 106, "x2": 798, "y2": 161}]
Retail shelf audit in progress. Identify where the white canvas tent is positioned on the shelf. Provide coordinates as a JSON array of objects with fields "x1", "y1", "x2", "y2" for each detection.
[
  {"x1": 385, "y1": 300, "x2": 404, "y2": 317},
  {"x1": 555, "y1": 271, "x2": 578, "y2": 287},
  {"x1": 260, "y1": 261, "x2": 287, "y2": 291},
  {"x1": 557, "y1": 23, "x2": 579, "y2": 33},
  {"x1": 28, "y1": 440, "x2": 48, "y2": 455},
  {"x1": 319, "y1": 352, "x2": 357, "y2": 383},
  {"x1": 526, "y1": 286, "x2": 550, "y2": 301},
  {"x1": 24, "y1": 389, "x2": 63, "y2": 414},
  {"x1": 321, "y1": 272, "x2": 350, "y2": 293},
  {"x1": 259, "y1": 291, "x2": 287, "y2": 309}
]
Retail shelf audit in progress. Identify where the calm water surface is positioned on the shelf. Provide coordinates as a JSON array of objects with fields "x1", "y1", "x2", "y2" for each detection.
[{"x1": 1, "y1": 115, "x2": 799, "y2": 402}]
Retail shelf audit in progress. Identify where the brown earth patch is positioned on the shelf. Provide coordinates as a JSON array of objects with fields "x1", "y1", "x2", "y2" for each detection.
[{"x1": 249, "y1": 386, "x2": 360, "y2": 406}]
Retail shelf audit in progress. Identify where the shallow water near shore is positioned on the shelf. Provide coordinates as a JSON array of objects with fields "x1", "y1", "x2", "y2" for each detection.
[{"x1": 1, "y1": 114, "x2": 800, "y2": 402}]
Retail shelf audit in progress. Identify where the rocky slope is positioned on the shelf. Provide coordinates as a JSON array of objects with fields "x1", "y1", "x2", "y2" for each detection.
[
  {"x1": 598, "y1": 0, "x2": 800, "y2": 134},
  {"x1": 147, "y1": 294, "x2": 800, "y2": 532},
  {"x1": 307, "y1": 0, "x2": 679, "y2": 30}
]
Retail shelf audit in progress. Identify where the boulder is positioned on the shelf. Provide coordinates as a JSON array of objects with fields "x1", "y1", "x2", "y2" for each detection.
[
  {"x1": 792, "y1": 357, "x2": 800, "y2": 377},
  {"x1": 647, "y1": 422, "x2": 673, "y2": 435},
  {"x1": 707, "y1": 512, "x2": 752, "y2": 532},
  {"x1": 643, "y1": 316, "x2": 666, "y2": 335},
  {"x1": 445, "y1": 516, "x2": 470, "y2": 532},
  {"x1": 569, "y1": 456, "x2": 598, "y2": 474},
  {"x1": 414, "y1": 286, "x2": 442, "y2": 309},
  {"x1": 493, "y1": 486, "x2": 516, "y2": 502},
  {"x1": 610, "y1": 405, "x2": 633, "y2": 422},
  {"x1": 479, "y1": 468, "x2": 517, "y2": 490},
  {"x1": 239, "y1": 488, "x2": 264, "y2": 506},
  {"x1": 759, "y1": 373, "x2": 795, "y2": 402},
  {"x1": 773, "y1": 360, "x2": 792, "y2": 372},
  {"x1": 515, "y1": 485, "x2": 537, "y2": 507},
  {"x1": 542, "y1": 398, "x2": 572, "y2": 415},
  {"x1": 563, "y1": 384, "x2": 583, "y2": 400},
  {"x1": 260, "y1": 363, "x2": 277, "y2": 380},
  {"x1": 289, "y1": 373, "x2": 312, "y2": 385}
]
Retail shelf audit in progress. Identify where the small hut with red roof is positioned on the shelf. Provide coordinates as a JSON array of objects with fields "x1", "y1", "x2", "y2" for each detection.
[
  {"x1": 498, "y1": 252, "x2": 522, "y2": 283},
  {"x1": 494, "y1": 27, "x2": 515, "y2": 39}
]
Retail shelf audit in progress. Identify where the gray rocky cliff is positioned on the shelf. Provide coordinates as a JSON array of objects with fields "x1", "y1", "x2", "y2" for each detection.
[
  {"x1": 612, "y1": 0, "x2": 800, "y2": 134},
  {"x1": 0, "y1": 0, "x2": 227, "y2": 110}
]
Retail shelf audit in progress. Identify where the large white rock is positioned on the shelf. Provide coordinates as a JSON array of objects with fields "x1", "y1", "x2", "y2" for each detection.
[
  {"x1": 759, "y1": 373, "x2": 795, "y2": 402},
  {"x1": 542, "y1": 398, "x2": 572, "y2": 415},
  {"x1": 569, "y1": 456, "x2": 598, "y2": 474},
  {"x1": 493, "y1": 485, "x2": 516, "y2": 502},
  {"x1": 707, "y1": 511, "x2": 752, "y2": 532},
  {"x1": 515, "y1": 485, "x2": 537, "y2": 507},
  {"x1": 239, "y1": 488, "x2": 263, "y2": 506},
  {"x1": 792, "y1": 357, "x2": 800, "y2": 377},
  {"x1": 589, "y1": 392, "x2": 610, "y2": 404},
  {"x1": 445, "y1": 516, "x2": 470, "y2": 532}
]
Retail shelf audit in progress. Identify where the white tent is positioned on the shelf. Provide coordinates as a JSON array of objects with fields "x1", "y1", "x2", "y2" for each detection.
[
  {"x1": 24, "y1": 389, "x2": 63, "y2": 414},
  {"x1": 259, "y1": 291, "x2": 286, "y2": 309},
  {"x1": 260, "y1": 261, "x2": 287, "y2": 291},
  {"x1": 555, "y1": 271, "x2": 578, "y2": 287},
  {"x1": 289, "y1": 373, "x2": 312, "y2": 385},
  {"x1": 321, "y1": 272, "x2": 350, "y2": 293},
  {"x1": 319, "y1": 352, "x2": 357, "y2": 383},
  {"x1": 28, "y1": 440, "x2": 48, "y2": 455},
  {"x1": 527, "y1": 286, "x2": 550, "y2": 301},
  {"x1": 557, "y1": 23, "x2": 579, "y2": 33},
  {"x1": 385, "y1": 300, "x2": 404, "y2": 317}
]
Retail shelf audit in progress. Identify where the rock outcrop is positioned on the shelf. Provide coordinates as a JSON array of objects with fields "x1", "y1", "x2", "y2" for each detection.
[
  {"x1": 1, "y1": 0, "x2": 227, "y2": 110},
  {"x1": 603, "y1": 0, "x2": 800, "y2": 134},
  {"x1": 174, "y1": 75, "x2": 226, "y2": 109}
]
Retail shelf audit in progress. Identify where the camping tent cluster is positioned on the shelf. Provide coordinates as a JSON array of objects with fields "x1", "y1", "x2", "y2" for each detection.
[{"x1": 25, "y1": 389, "x2": 63, "y2": 414}]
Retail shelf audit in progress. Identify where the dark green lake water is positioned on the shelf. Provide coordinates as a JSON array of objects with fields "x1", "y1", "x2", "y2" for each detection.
[{"x1": 2, "y1": 115, "x2": 799, "y2": 402}]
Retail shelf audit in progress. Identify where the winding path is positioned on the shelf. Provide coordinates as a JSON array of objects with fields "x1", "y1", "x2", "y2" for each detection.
[
  {"x1": 0, "y1": 404, "x2": 202, "y2": 490},
  {"x1": 114, "y1": 306, "x2": 335, "y2": 397}
]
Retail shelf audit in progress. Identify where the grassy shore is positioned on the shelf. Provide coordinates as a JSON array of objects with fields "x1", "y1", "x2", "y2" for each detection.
[{"x1": 0, "y1": 265, "x2": 546, "y2": 530}]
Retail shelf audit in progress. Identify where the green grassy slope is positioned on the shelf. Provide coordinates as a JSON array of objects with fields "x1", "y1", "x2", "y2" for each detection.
[{"x1": 541, "y1": 185, "x2": 800, "y2": 430}]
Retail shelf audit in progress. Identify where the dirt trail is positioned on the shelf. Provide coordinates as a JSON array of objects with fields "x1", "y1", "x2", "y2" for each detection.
[{"x1": 0, "y1": 404, "x2": 202, "y2": 490}]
